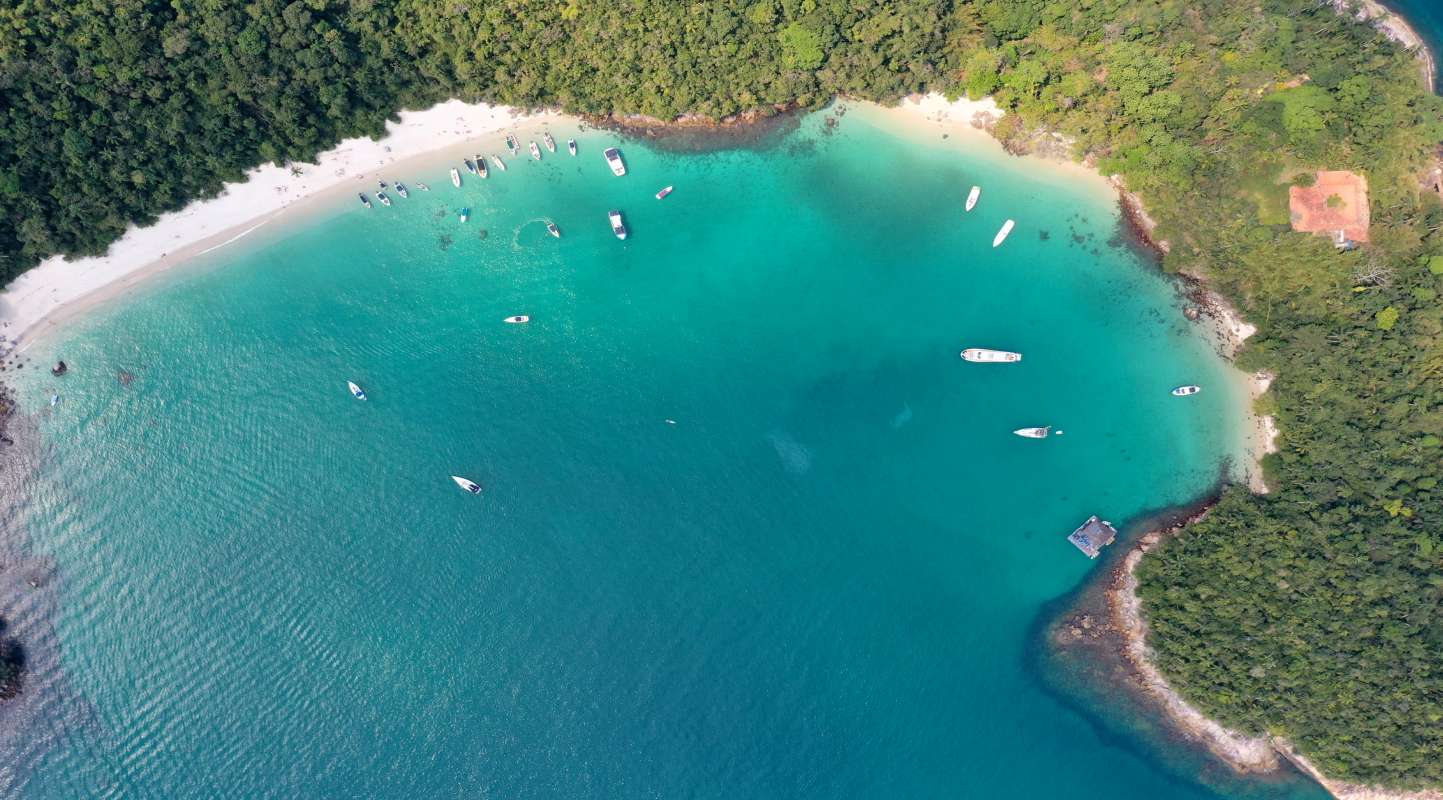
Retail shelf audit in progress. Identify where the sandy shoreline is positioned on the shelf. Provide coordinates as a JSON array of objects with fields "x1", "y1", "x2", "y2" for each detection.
[{"x1": 1339, "y1": 0, "x2": 1438, "y2": 93}]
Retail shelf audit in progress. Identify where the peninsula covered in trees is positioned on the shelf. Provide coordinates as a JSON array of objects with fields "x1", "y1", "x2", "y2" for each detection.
[{"x1": 3, "y1": 0, "x2": 1443, "y2": 790}]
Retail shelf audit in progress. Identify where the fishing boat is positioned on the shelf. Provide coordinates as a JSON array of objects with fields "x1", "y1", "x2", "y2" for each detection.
[
  {"x1": 966, "y1": 186, "x2": 981, "y2": 211},
  {"x1": 604, "y1": 147, "x2": 626, "y2": 176},
  {"x1": 529, "y1": 141, "x2": 542, "y2": 160},
  {"x1": 993, "y1": 219, "x2": 1015, "y2": 247},
  {"x1": 377, "y1": 191, "x2": 390, "y2": 206},
  {"x1": 492, "y1": 155, "x2": 506, "y2": 171},
  {"x1": 609, "y1": 210, "x2": 627, "y2": 240},
  {"x1": 460, "y1": 207, "x2": 469, "y2": 223},
  {"x1": 506, "y1": 134, "x2": 519, "y2": 154},
  {"x1": 395, "y1": 182, "x2": 408, "y2": 198},
  {"x1": 568, "y1": 139, "x2": 577, "y2": 156},
  {"x1": 463, "y1": 158, "x2": 477, "y2": 175},
  {"x1": 1172, "y1": 385, "x2": 1202, "y2": 396},
  {"x1": 477, "y1": 156, "x2": 487, "y2": 178},
  {"x1": 547, "y1": 222, "x2": 561, "y2": 238},
  {"x1": 544, "y1": 133, "x2": 556, "y2": 152},
  {"x1": 358, "y1": 193, "x2": 372, "y2": 208},
  {"x1": 348, "y1": 381, "x2": 366, "y2": 400},
  {"x1": 450, "y1": 168, "x2": 461, "y2": 187},
  {"x1": 505, "y1": 316, "x2": 530, "y2": 323},
  {"x1": 1014, "y1": 426, "x2": 1051, "y2": 438},
  {"x1": 656, "y1": 186, "x2": 673, "y2": 200},
  {"x1": 452, "y1": 476, "x2": 483, "y2": 494},
  {"x1": 417, "y1": 183, "x2": 429, "y2": 191},
  {"x1": 961, "y1": 349, "x2": 1022, "y2": 363}
]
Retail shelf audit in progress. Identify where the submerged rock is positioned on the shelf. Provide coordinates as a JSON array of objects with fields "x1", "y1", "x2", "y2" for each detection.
[{"x1": 51, "y1": 361, "x2": 67, "y2": 376}]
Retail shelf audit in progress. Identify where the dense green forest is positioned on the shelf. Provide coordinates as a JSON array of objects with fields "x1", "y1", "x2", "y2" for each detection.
[{"x1": 3, "y1": 0, "x2": 1442, "y2": 787}]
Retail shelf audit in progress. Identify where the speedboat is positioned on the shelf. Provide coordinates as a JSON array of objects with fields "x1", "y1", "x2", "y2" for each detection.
[
  {"x1": 348, "y1": 381, "x2": 366, "y2": 400},
  {"x1": 477, "y1": 156, "x2": 487, "y2": 178},
  {"x1": 568, "y1": 139, "x2": 577, "y2": 156},
  {"x1": 491, "y1": 155, "x2": 506, "y2": 170},
  {"x1": 547, "y1": 222, "x2": 561, "y2": 238},
  {"x1": 417, "y1": 183, "x2": 430, "y2": 191},
  {"x1": 966, "y1": 186, "x2": 980, "y2": 211},
  {"x1": 452, "y1": 476, "x2": 482, "y2": 494},
  {"x1": 505, "y1": 316, "x2": 530, "y2": 323},
  {"x1": 529, "y1": 141, "x2": 542, "y2": 160},
  {"x1": 377, "y1": 191, "x2": 390, "y2": 206},
  {"x1": 460, "y1": 207, "x2": 469, "y2": 223},
  {"x1": 506, "y1": 134, "x2": 519, "y2": 154},
  {"x1": 1173, "y1": 385, "x2": 1201, "y2": 396},
  {"x1": 609, "y1": 210, "x2": 627, "y2": 239},
  {"x1": 358, "y1": 193, "x2": 372, "y2": 208},
  {"x1": 656, "y1": 186, "x2": 673, "y2": 199},
  {"x1": 544, "y1": 133, "x2": 556, "y2": 152},
  {"x1": 604, "y1": 147, "x2": 626, "y2": 176},
  {"x1": 451, "y1": 168, "x2": 461, "y2": 187},
  {"x1": 993, "y1": 220, "x2": 1015, "y2": 247},
  {"x1": 378, "y1": 178, "x2": 388, "y2": 190},
  {"x1": 1014, "y1": 426, "x2": 1051, "y2": 438},
  {"x1": 395, "y1": 182, "x2": 408, "y2": 198},
  {"x1": 463, "y1": 158, "x2": 477, "y2": 175},
  {"x1": 961, "y1": 349, "x2": 1021, "y2": 363}
]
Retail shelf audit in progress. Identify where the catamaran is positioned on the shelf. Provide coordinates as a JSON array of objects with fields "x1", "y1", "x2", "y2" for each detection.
[
  {"x1": 506, "y1": 134, "x2": 519, "y2": 154},
  {"x1": 505, "y1": 316, "x2": 530, "y2": 323},
  {"x1": 961, "y1": 349, "x2": 1022, "y2": 363},
  {"x1": 377, "y1": 191, "x2": 390, "y2": 206},
  {"x1": 604, "y1": 147, "x2": 626, "y2": 176},
  {"x1": 477, "y1": 156, "x2": 487, "y2": 178},
  {"x1": 460, "y1": 208, "x2": 469, "y2": 222},
  {"x1": 358, "y1": 193, "x2": 371, "y2": 208},
  {"x1": 544, "y1": 133, "x2": 556, "y2": 152},
  {"x1": 529, "y1": 141, "x2": 542, "y2": 160},
  {"x1": 568, "y1": 139, "x2": 577, "y2": 156},
  {"x1": 450, "y1": 168, "x2": 461, "y2": 187},
  {"x1": 993, "y1": 220, "x2": 1015, "y2": 247},
  {"x1": 348, "y1": 381, "x2": 366, "y2": 400},
  {"x1": 1172, "y1": 385, "x2": 1201, "y2": 396},
  {"x1": 966, "y1": 186, "x2": 981, "y2": 211},
  {"x1": 463, "y1": 158, "x2": 477, "y2": 175},
  {"x1": 395, "y1": 182, "x2": 408, "y2": 198},
  {"x1": 452, "y1": 476, "x2": 482, "y2": 494},
  {"x1": 656, "y1": 186, "x2": 673, "y2": 199},
  {"x1": 609, "y1": 210, "x2": 627, "y2": 240},
  {"x1": 1014, "y1": 426, "x2": 1051, "y2": 438},
  {"x1": 547, "y1": 222, "x2": 561, "y2": 238},
  {"x1": 491, "y1": 155, "x2": 506, "y2": 170}
]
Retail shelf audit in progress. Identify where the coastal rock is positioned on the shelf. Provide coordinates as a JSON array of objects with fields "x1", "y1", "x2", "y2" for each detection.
[{"x1": 51, "y1": 361, "x2": 67, "y2": 376}]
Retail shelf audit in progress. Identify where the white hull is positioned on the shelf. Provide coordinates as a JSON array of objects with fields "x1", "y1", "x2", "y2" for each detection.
[
  {"x1": 348, "y1": 381, "x2": 366, "y2": 400},
  {"x1": 1173, "y1": 385, "x2": 1201, "y2": 396},
  {"x1": 604, "y1": 148, "x2": 626, "y2": 176},
  {"x1": 506, "y1": 134, "x2": 519, "y2": 154},
  {"x1": 568, "y1": 140, "x2": 577, "y2": 156},
  {"x1": 548, "y1": 223, "x2": 560, "y2": 238},
  {"x1": 656, "y1": 186, "x2": 673, "y2": 199},
  {"x1": 993, "y1": 220, "x2": 1014, "y2": 247},
  {"x1": 961, "y1": 348, "x2": 1022, "y2": 363},
  {"x1": 460, "y1": 208, "x2": 469, "y2": 223},
  {"x1": 492, "y1": 155, "x2": 505, "y2": 170},
  {"x1": 530, "y1": 142, "x2": 542, "y2": 160},
  {"x1": 1014, "y1": 426, "x2": 1050, "y2": 438},
  {"x1": 450, "y1": 169, "x2": 461, "y2": 187},
  {"x1": 452, "y1": 476, "x2": 482, "y2": 494},
  {"x1": 377, "y1": 193, "x2": 390, "y2": 206},
  {"x1": 966, "y1": 186, "x2": 980, "y2": 211},
  {"x1": 505, "y1": 316, "x2": 530, "y2": 323},
  {"x1": 477, "y1": 156, "x2": 487, "y2": 178},
  {"x1": 544, "y1": 133, "x2": 556, "y2": 152},
  {"x1": 609, "y1": 210, "x2": 627, "y2": 239}
]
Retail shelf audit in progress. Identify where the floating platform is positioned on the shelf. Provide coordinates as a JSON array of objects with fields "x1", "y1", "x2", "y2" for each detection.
[{"x1": 1068, "y1": 516, "x2": 1117, "y2": 558}]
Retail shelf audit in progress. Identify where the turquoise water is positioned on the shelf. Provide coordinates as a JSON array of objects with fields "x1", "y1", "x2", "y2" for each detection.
[{"x1": 4, "y1": 106, "x2": 1292, "y2": 798}]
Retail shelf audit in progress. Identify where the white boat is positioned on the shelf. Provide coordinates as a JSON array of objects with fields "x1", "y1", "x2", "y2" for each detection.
[
  {"x1": 463, "y1": 158, "x2": 477, "y2": 175},
  {"x1": 547, "y1": 222, "x2": 560, "y2": 238},
  {"x1": 491, "y1": 155, "x2": 506, "y2": 171},
  {"x1": 49, "y1": 394, "x2": 58, "y2": 406},
  {"x1": 567, "y1": 139, "x2": 577, "y2": 156},
  {"x1": 656, "y1": 186, "x2": 673, "y2": 200},
  {"x1": 609, "y1": 210, "x2": 627, "y2": 239},
  {"x1": 477, "y1": 156, "x2": 487, "y2": 178},
  {"x1": 450, "y1": 168, "x2": 461, "y2": 187},
  {"x1": 544, "y1": 133, "x2": 556, "y2": 152},
  {"x1": 358, "y1": 194, "x2": 371, "y2": 208},
  {"x1": 506, "y1": 134, "x2": 519, "y2": 154},
  {"x1": 395, "y1": 182, "x2": 408, "y2": 198},
  {"x1": 377, "y1": 191, "x2": 390, "y2": 206},
  {"x1": 966, "y1": 186, "x2": 980, "y2": 211},
  {"x1": 378, "y1": 178, "x2": 388, "y2": 190},
  {"x1": 604, "y1": 147, "x2": 626, "y2": 176},
  {"x1": 417, "y1": 183, "x2": 429, "y2": 191},
  {"x1": 505, "y1": 316, "x2": 530, "y2": 323},
  {"x1": 460, "y1": 207, "x2": 469, "y2": 223},
  {"x1": 452, "y1": 476, "x2": 482, "y2": 494},
  {"x1": 1173, "y1": 385, "x2": 1201, "y2": 396},
  {"x1": 1014, "y1": 426, "x2": 1050, "y2": 438},
  {"x1": 993, "y1": 220, "x2": 1015, "y2": 247},
  {"x1": 529, "y1": 141, "x2": 542, "y2": 160},
  {"x1": 348, "y1": 381, "x2": 366, "y2": 400},
  {"x1": 961, "y1": 349, "x2": 1022, "y2": 363}
]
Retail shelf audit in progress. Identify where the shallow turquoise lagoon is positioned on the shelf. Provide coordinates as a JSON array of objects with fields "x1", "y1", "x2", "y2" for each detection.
[{"x1": 4, "y1": 105, "x2": 1313, "y2": 799}]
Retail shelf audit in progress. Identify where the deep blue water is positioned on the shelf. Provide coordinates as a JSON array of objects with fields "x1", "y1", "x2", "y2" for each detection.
[
  {"x1": 0, "y1": 105, "x2": 1320, "y2": 799},
  {"x1": 1383, "y1": 0, "x2": 1443, "y2": 90}
]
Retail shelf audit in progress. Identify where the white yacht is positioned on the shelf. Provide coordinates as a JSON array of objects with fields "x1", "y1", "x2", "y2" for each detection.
[
  {"x1": 452, "y1": 476, "x2": 482, "y2": 494},
  {"x1": 604, "y1": 147, "x2": 626, "y2": 176},
  {"x1": 450, "y1": 168, "x2": 461, "y2": 187},
  {"x1": 505, "y1": 316, "x2": 530, "y2": 323},
  {"x1": 568, "y1": 139, "x2": 577, "y2": 156},
  {"x1": 993, "y1": 220, "x2": 1015, "y2": 246},
  {"x1": 961, "y1": 349, "x2": 1022, "y2": 363},
  {"x1": 1014, "y1": 426, "x2": 1051, "y2": 438},
  {"x1": 609, "y1": 210, "x2": 627, "y2": 239},
  {"x1": 966, "y1": 186, "x2": 980, "y2": 211},
  {"x1": 547, "y1": 222, "x2": 561, "y2": 238},
  {"x1": 348, "y1": 381, "x2": 366, "y2": 400},
  {"x1": 1173, "y1": 385, "x2": 1201, "y2": 396}
]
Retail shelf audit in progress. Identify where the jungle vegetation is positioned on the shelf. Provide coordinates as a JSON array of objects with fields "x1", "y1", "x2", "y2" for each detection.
[{"x1": 2, "y1": 0, "x2": 1442, "y2": 787}]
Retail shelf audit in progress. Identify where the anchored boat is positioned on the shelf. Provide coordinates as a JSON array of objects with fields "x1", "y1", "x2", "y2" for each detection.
[
  {"x1": 505, "y1": 316, "x2": 530, "y2": 323},
  {"x1": 463, "y1": 158, "x2": 477, "y2": 175},
  {"x1": 506, "y1": 134, "x2": 519, "y2": 154},
  {"x1": 961, "y1": 349, "x2": 1022, "y2": 363},
  {"x1": 417, "y1": 183, "x2": 429, "y2": 191},
  {"x1": 348, "y1": 381, "x2": 366, "y2": 400},
  {"x1": 452, "y1": 476, "x2": 482, "y2": 494},
  {"x1": 450, "y1": 168, "x2": 461, "y2": 187},
  {"x1": 609, "y1": 210, "x2": 627, "y2": 240},
  {"x1": 1172, "y1": 385, "x2": 1201, "y2": 396},
  {"x1": 358, "y1": 193, "x2": 371, "y2": 208},
  {"x1": 993, "y1": 220, "x2": 1015, "y2": 246},
  {"x1": 477, "y1": 155, "x2": 487, "y2": 178},
  {"x1": 604, "y1": 147, "x2": 626, "y2": 176},
  {"x1": 377, "y1": 191, "x2": 390, "y2": 206},
  {"x1": 656, "y1": 186, "x2": 673, "y2": 200},
  {"x1": 395, "y1": 182, "x2": 408, "y2": 198},
  {"x1": 529, "y1": 141, "x2": 542, "y2": 160},
  {"x1": 1014, "y1": 426, "x2": 1051, "y2": 438},
  {"x1": 460, "y1": 208, "x2": 469, "y2": 222},
  {"x1": 491, "y1": 155, "x2": 506, "y2": 170},
  {"x1": 568, "y1": 139, "x2": 577, "y2": 156},
  {"x1": 544, "y1": 133, "x2": 556, "y2": 152},
  {"x1": 966, "y1": 186, "x2": 980, "y2": 211}
]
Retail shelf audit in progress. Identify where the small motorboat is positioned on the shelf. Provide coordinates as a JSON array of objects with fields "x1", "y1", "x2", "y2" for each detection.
[
  {"x1": 505, "y1": 316, "x2": 530, "y2": 323},
  {"x1": 656, "y1": 186, "x2": 673, "y2": 200},
  {"x1": 568, "y1": 139, "x2": 577, "y2": 156},
  {"x1": 378, "y1": 178, "x2": 388, "y2": 190},
  {"x1": 547, "y1": 222, "x2": 561, "y2": 238},
  {"x1": 358, "y1": 193, "x2": 372, "y2": 208},
  {"x1": 993, "y1": 219, "x2": 1015, "y2": 247},
  {"x1": 477, "y1": 156, "x2": 487, "y2": 178},
  {"x1": 604, "y1": 147, "x2": 626, "y2": 176},
  {"x1": 966, "y1": 186, "x2": 980, "y2": 211},
  {"x1": 491, "y1": 155, "x2": 506, "y2": 171},
  {"x1": 395, "y1": 182, "x2": 408, "y2": 198},
  {"x1": 529, "y1": 141, "x2": 542, "y2": 160},
  {"x1": 961, "y1": 349, "x2": 1022, "y2": 363},
  {"x1": 348, "y1": 381, "x2": 366, "y2": 400},
  {"x1": 417, "y1": 183, "x2": 430, "y2": 191},
  {"x1": 452, "y1": 476, "x2": 482, "y2": 494},
  {"x1": 1014, "y1": 426, "x2": 1051, "y2": 438},
  {"x1": 609, "y1": 210, "x2": 627, "y2": 240},
  {"x1": 544, "y1": 133, "x2": 556, "y2": 152},
  {"x1": 450, "y1": 168, "x2": 461, "y2": 187},
  {"x1": 460, "y1": 208, "x2": 470, "y2": 223},
  {"x1": 506, "y1": 134, "x2": 519, "y2": 154},
  {"x1": 377, "y1": 191, "x2": 390, "y2": 206},
  {"x1": 1173, "y1": 385, "x2": 1202, "y2": 396},
  {"x1": 463, "y1": 158, "x2": 477, "y2": 175},
  {"x1": 49, "y1": 394, "x2": 58, "y2": 407}
]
